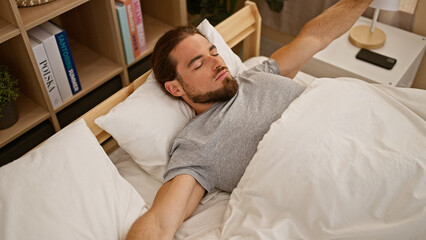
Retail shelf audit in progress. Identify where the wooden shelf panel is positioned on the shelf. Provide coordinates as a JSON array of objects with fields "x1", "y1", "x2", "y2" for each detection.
[
  {"x1": 19, "y1": 0, "x2": 89, "y2": 30},
  {"x1": 0, "y1": 18, "x2": 19, "y2": 44},
  {"x1": 0, "y1": 93, "x2": 50, "y2": 148},
  {"x1": 55, "y1": 39, "x2": 123, "y2": 112},
  {"x1": 130, "y1": 14, "x2": 174, "y2": 65}
]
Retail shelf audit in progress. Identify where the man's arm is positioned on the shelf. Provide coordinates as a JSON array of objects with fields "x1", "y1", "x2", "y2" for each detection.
[
  {"x1": 126, "y1": 174, "x2": 205, "y2": 240},
  {"x1": 270, "y1": 0, "x2": 373, "y2": 78}
]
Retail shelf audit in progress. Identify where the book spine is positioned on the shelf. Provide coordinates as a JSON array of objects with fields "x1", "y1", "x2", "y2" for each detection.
[
  {"x1": 30, "y1": 38, "x2": 63, "y2": 109},
  {"x1": 122, "y1": 0, "x2": 140, "y2": 58},
  {"x1": 54, "y1": 31, "x2": 82, "y2": 95},
  {"x1": 115, "y1": 2, "x2": 134, "y2": 65},
  {"x1": 28, "y1": 27, "x2": 73, "y2": 102},
  {"x1": 132, "y1": 0, "x2": 146, "y2": 52}
]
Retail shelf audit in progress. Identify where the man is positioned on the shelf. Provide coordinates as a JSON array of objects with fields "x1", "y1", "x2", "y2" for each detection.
[{"x1": 127, "y1": 0, "x2": 374, "y2": 239}]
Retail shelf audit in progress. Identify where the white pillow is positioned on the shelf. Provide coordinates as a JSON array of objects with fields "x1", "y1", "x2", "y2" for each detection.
[
  {"x1": 0, "y1": 119, "x2": 147, "y2": 240},
  {"x1": 95, "y1": 19, "x2": 246, "y2": 182}
]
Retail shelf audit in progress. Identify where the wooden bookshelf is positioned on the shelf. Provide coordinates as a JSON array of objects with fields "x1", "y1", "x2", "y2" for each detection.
[
  {"x1": 0, "y1": 18, "x2": 19, "y2": 43},
  {"x1": 0, "y1": 0, "x2": 187, "y2": 161}
]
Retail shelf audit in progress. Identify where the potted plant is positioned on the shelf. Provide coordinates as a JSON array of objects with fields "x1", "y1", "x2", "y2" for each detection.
[{"x1": 0, "y1": 65, "x2": 19, "y2": 130}]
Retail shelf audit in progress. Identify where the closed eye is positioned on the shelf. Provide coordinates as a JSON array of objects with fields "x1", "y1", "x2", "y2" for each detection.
[
  {"x1": 191, "y1": 45, "x2": 219, "y2": 70},
  {"x1": 194, "y1": 62, "x2": 203, "y2": 70},
  {"x1": 210, "y1": 45, "x2": 218, "y2": 56}
]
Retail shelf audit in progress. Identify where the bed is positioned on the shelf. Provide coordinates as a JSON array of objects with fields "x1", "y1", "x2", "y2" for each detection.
[{"x1": 1, "y1": 1, "x2": 426, "y2": 239}]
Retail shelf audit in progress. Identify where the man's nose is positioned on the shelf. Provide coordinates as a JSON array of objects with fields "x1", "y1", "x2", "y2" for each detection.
[{"x1": 208, "y1": 55, "x2": 221, "y2": 70}]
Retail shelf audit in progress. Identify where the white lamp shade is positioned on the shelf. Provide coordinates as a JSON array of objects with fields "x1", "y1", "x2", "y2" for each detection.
[{"x1": 370, "y1": 0, "x2": 400, "y2": 11}]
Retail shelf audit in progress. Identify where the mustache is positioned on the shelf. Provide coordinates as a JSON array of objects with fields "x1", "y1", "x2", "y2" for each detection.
[{"x1": 213, "y1": 66, "x2": 228, "y2": 79}]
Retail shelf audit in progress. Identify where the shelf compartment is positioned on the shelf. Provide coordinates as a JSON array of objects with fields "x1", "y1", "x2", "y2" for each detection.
[
  {"x1": 0, "y1": 93, "x2": 50, "y2": 148},
  {"x1": 0, "y1": 18, "x2": 20, "y2": 44},
  {"x1": 19, "y1": 0, "x2": 89, "y2": 30},
  {"x1": 0, "y1": 34, "x2": 49, "y2": 114},
  {"x1": 55, "y1": 0, "x2": 122, "y2": 68},
  {"x1": 55, "y1": 39, "x2": 123, "y2": 112},
  {"x1": 141, "y1": 0, "x2": 187, "y2": 27}
]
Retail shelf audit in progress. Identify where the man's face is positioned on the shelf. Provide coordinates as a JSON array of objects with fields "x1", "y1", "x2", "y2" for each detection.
[{"x1": 170, "y1": 34, "x2": 238, "y2": 104}]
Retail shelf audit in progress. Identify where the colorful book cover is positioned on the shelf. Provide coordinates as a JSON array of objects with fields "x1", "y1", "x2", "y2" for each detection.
[
  {"x1": 132, "y1": 0, "x2": 147, "y2": 53},
  {"x1": 40, "y1": 21, "x2": 82, "y2": 95},
  {"x1": 29, "y1": 37, "x2": 63, "y2": 109},
  {"x1": 115, "y1": 2, "x2": 135, "y2": 65},
  {"x1": 116, "y1": 0, "x2": 140, "y2": 58},
  {"x1": 28, "y1": 26, "x2": 73, "y2": 102}
]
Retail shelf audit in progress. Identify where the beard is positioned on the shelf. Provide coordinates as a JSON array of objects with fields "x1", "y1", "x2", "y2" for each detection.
[{"x1": 179, "y1": 67, "x2": 239, "y2": 104}]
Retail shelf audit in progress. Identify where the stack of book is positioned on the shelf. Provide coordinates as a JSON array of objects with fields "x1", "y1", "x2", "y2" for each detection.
[
  {"x1": 115, "y1": 0, "x2": 147, "y2": 65},
  {"x1": 28, "y1": 22, "x2": 81, "y2": 109}
]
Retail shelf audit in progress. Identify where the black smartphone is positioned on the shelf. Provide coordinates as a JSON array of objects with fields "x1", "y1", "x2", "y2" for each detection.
[{"x1": 356, "y1": 48, "x2": 397, "y2": 70}]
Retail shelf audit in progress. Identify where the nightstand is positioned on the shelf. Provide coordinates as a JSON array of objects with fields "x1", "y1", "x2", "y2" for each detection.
[{"x1": 302, "y1": 17, "x2": 426, "y2": 87}]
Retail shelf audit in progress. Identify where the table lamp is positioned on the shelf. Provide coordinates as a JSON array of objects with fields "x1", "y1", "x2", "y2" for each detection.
[{"x1": 349, "y1": 0, "x2": 400, "y2": 49}]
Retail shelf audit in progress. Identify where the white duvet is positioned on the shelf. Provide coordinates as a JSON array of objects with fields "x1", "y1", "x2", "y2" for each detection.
[{"x1": 220, "y1": 78, "x2": 426, "y2": 239}]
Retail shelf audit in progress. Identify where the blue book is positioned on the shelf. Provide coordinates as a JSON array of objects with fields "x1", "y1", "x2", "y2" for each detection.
[
  {"x1": 40, "y1": 21, "x2": 82, "y2": 95},
  {"x1": 115, "y1": 2, "x2": 134, "y2": 65}
]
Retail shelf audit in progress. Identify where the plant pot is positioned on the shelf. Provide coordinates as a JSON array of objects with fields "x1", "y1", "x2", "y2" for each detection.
[{"x1": 0, "y1": 102, "x2": 19, "y2": 130}]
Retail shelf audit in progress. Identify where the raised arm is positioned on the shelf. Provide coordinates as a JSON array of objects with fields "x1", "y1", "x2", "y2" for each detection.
[
  {"x1": 270, "y1": 0, "x2": 373, "y2": 78},
  {"x1": 126, "y1": 174, "x2": 205, "y2": 240}
]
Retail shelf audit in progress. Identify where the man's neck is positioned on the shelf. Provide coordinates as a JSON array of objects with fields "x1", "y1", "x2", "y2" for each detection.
[
  {"x1": 191, "y1": 102, "x2": 215, "y2": 115},
  {"x1": 181, "y1": 96, "x2": 215, "y2": 115}
]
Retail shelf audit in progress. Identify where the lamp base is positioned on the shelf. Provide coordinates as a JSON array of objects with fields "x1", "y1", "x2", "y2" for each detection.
[{"x1": 349, "y1": 25, "x2": 386, "y2": 49}]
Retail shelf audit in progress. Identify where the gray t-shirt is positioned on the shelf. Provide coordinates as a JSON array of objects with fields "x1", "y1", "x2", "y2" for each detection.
[{"x1": 164, "y1": 59, "x2": 305, "y2": 193}]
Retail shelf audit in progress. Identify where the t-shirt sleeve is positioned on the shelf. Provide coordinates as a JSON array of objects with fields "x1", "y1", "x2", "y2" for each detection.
[
  {"x1": 163, "y1": 137, "x2": 215, "y2": 193},
  {"x1": 247, "y1": 58, "x2": 281, "y2": 75}
]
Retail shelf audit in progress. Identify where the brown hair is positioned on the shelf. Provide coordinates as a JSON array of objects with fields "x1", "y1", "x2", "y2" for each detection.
[{"x1": 151, "y1": 25, "x2": 203, "y2": 96}]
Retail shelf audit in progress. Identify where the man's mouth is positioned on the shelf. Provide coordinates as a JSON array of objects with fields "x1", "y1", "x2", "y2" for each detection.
[{"x1": 214, "y1": 67, "x2": 229, "y2": 81}]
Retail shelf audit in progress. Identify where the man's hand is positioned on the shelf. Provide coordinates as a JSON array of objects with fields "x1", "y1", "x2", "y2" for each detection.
[
  {"x1": 271, "y1": 0, "x2": 373, "y2": 78},
  {"x1": 126, "y1": 175, "x2": 205, "y2": 240}
]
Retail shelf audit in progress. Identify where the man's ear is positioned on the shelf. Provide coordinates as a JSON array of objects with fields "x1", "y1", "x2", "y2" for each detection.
[{"x1": 164, "y1": 80, "x2": 184, "y2": 97}]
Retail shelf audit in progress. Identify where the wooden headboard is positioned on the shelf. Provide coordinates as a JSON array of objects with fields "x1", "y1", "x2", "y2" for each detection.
[{"x1": 80, "y1": 1, "x2": 261, "y2": 147}]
